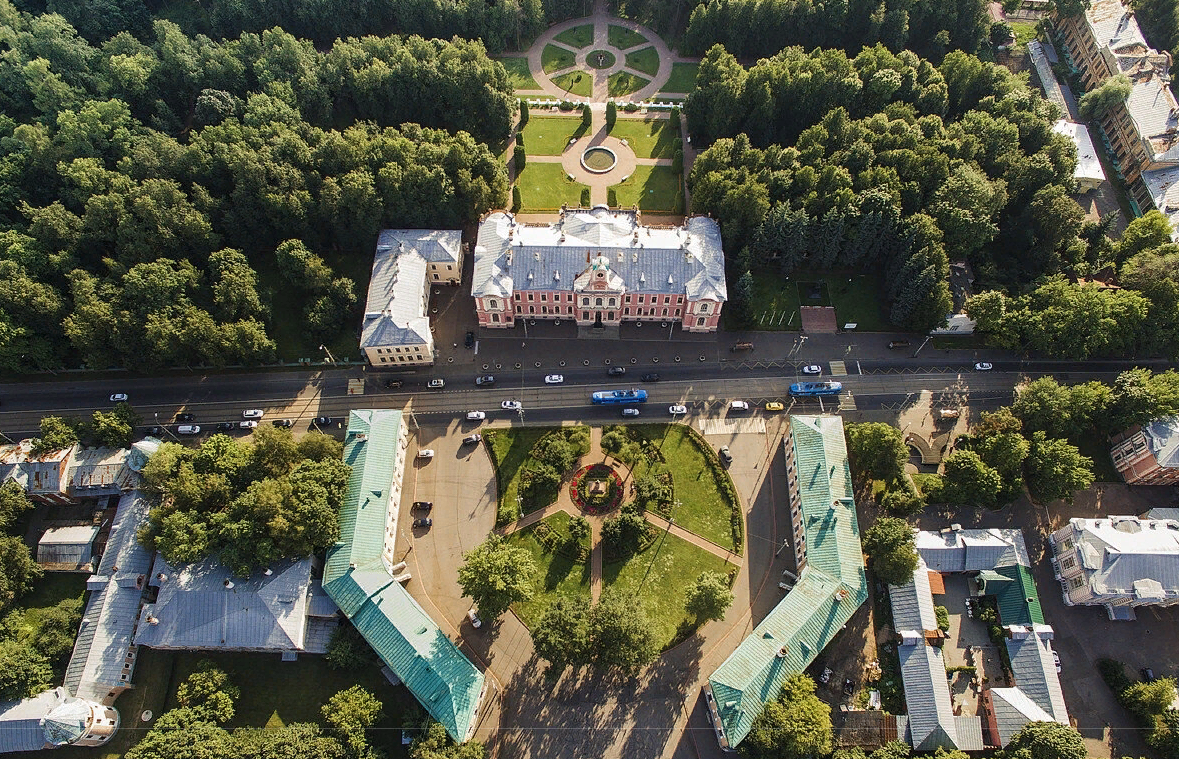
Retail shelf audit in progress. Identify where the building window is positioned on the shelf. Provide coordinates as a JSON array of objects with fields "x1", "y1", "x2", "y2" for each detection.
[
  {"x1": 625, "y1": 295, "x2": 631, "y2": 303},
  {"x1": 675, "y1": 308, "x2": 681, "y2": 316},
  {"x1": 664, "y1": 296, "x2": 670, "y2": 304},
  {"x1": 582, "y1": 298, "x2": 590, "y2": 306},
  {"x1": 638, "y1": 295, "x2": 645, "y2": 304},
  {"x1": 541, "y1": 293, "x2": 547, "y2": 301},
  {"x1": 489, "y1": 299, "x2": 498, "y2": 309},
  {"x1": 568, "y1": 306, "x2": 573, "y2": 314},
  {"x1": 662, "y1": 308, "x2": 668, "y2": 317},
  {"x1": 624, "y1": 307, "x2": 630, "y2": 315},
  {"x1": 516, "y1": 305, "x2": 522, "y2": 314},
  {"x1": 492, "y1": 313, "x2": 500, "y2": 322},
  {"x1": 1069, "y1": 576, "x2": 1085, "y2": 589},
  {"x1": 529, "y1": 306, "x2": 535, "y2": 314},
  {"x1": 380, "y1": 356, "x2": 387, "y2": 363},
  {"x1": 608, "y1": 311, "x2": 614, "y2": 320},
  {"x1": 1059, "y1": 556, "x2": 1075, "y2": 570},
  {"x1": 595, "y1": 297, "x2": 603, "y2": 307},
  {"x1": 542, "y1": 306, "x2": 547, "y2": 314},
  {"x1": 528, "y1": 293, "x2": 534, "y2": 301},
  {"x1": 1061, "y1": 537, "x2": 1074, "y2": 550},
  {"x1": 432, "y1": 273, "x2": 439, "y2": 280},
  {"x1": 515, "y1": 293, "x2": 521, "y2": 300},
  {"x1": 677, "y1": 296, "x2": 684, "y2": 304},
  {"x1": 700, "y1": 303, "x2": 710, "y2": 313},
  {"x1": 608, "y1": 298, "x2": 615, "y2": 307},
  {"x1": 447, "y1": 265, "x2": 453, "y2": 270},
  {"x1": 582, "y1": 311, "x2": 589, "y2": 320},
  {"x1": 696, "y1": 317, "x2": 705, "y2": 327}
]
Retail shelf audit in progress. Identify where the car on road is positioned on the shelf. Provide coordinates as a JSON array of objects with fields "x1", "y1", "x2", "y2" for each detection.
[
  {"x1": 669, "y1": 404, "x2": 687, "y2": 415},
  {"x1": 384, "y1": 379, "x2": 403, "y2": 389},
  {"x1": 467, "y1": 608, "x2": 482, "y2": 629},
  {"x1": 463, "y1": 433, "x2": 483, "y2": 445},
  {"x1": 412, "y1": 501, "x2": 433, "y2": 511},
  {"x1": 174, "y1": 413, "x2": 195, "y2": 422},
  {"x1": 465, "y1": 331, "x2": 475, "y2": 348},
  {"x1": 607, "y1": 366, "x2": 626, "y2": 376},
  {"x1": 216, "y1": 422, "x2": 235, "y2": 432},
  {"x1": 239, "y1": 420, "x2": 258, "y2": 429},
  {"x1": 272, "y1": 419, "x2": 294, "y2": 428},
  {"x1": 888, "y1": 340, "x2": 911, "y2": 349},
  {"x1": 177, "y1": 425, "x2": 200, "y2": 435},
  {"x1": 801, "y1": 365, "x2": 822, "y2": 375},
  {"x1": 146, "y1": 426, "x2": 163, "y2": 437},
  {"x1": 501, "y1": 400, "x2": 522, "y2": 411},
  {"x1": 729, "y1": 400, "x2": 750, "y2": 412},
  {"x1": 819, "y1": 666, "x2": 833, "y2": 685},
  {"x1": 313, "y1": 416, "x2": 334, "y2": 427},
  {"x1": 621, "y1": 407, "x2": 640, "y2": 417},
  {"x1": 718, "y1": 445, "x2": 733, "y2": 465},
  {"x1": 641, "y1": 373, "x2": 660, "y2": 382},
  {"x1": 466, "y1": 411, "x2": 486, "y2": 421},
  {"x1": 475, "y1": 375, "x2": 496, "y2": 386},
  {"x1": 544, "y1": 374, "x2": 564, "y2": 384},
  {"x1": 242, "y1": 409, "x2": 264, "y2": 419},
  {"x1": 413, "y1": 517, "x2": 432, "y2": 529},
  {"x1": 764, "y1": 402, "x2": 784, "y2": 411},
  {"x1": 428, "y1": 378, "x2": 446, "y2": 388},
  {"x1": 417, "y1": 449, "x2": 435, "y2": 458},
  {"x1": 974, "y1": 362, "x2": 993, "y2": 371},
  {"x1": 110, "y1": 393, "x2": 128, "y2": 402},
  {"x1": 1052, "y1": 650, "x2": 1061, "y2": 673}
]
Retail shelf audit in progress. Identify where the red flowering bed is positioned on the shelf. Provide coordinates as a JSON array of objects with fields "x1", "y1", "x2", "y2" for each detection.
[{"x1": 570, "y1": 463, "x2": 623, "y2": 514}]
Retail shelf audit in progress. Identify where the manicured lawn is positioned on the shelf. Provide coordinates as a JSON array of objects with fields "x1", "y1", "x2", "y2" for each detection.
[
  {"x1": 500, "y1": 56, "x2": 541, "y2": 90},
  {"x1": 828, "y1": 272, "x2": 891, "y2": 331},
  {"x1": 521, "y1": 116, "x2": 586, "y2": 155},
  {"x1": 611, "y1": 165, "x2": 682, "y2": 213},
  {"x1": 603, "y1": 530, "x2": 733, "y2": 650},
  {"x1": 1010, "y1": 21, "x2": 1038, "y2": 52},
  {"x1": 554, "y1": 23, "x2": 594, "y2": 48},
  {"x1": 505, "y1": 512, "x2": 592, "y2": 628},
  {"x1": 738, "y1": 267, "x2": 891, "y2": 331},
  {"x1": 517, "y1": 162, "x2": 591, "y2": 211},
  {"x1": 608, "y1": 24, "x2": 648, "y2": 49},
  {"x1": 485, "y1": 427, "x2": 551, "y2": 523},
  {"x1": 625, "y1": 46, "x2": 660, "y2": 77},
  {"x1": 551, "y1": 70, "x2": 594, "y2": 97},
  {"x1": 607, "y1": 70, "x2": 650, "y2": 97},
  {"x1": 660, "y1": 61, "x2": 699, "y2": 94},
  {"x1": 608, "y1": 117, "x2": 679, "y2": 159},
  {"x1": 542, "y1": 44, "x2": 576, "y2": 73}
]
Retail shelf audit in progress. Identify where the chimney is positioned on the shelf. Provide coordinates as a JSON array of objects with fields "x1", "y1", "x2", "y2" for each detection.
[
  {"x1": 156, "y1": 573, "x2": 167, "y2": 582},
  {"x1": 146, "y1": 616, "x2": 159, "y2": 625},
  {"x1": 263, "y1": 568, "x2": 273, "y2": 576},
  {"x1": 223, "y1": 579, "x2": 234, "y2": 590}
]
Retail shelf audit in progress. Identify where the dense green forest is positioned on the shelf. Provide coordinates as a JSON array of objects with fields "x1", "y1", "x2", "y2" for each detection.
[{"x1": 0, "y1": 4, "x2": 512, "y2": 371}]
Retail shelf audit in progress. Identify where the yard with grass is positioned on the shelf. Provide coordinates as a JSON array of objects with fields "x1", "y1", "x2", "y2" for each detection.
[
  {"x1": 611, "y1": 164, "x2": 681, "y2": 212},
  {"x1": 554, "y1": 23, "x2": 594, "y2": 48},
  {"x1": 603, "y1": 530, "x2": 734, "y2": 649},
  {"x1": 1009, "y1": 21, "x2": 1038, "y2": 52},
  {"x1": 516, "y1": 163, "x2": 591, "y2": 211},
  {"x1": 542, "y1": 44, "x2": 576, "y2": 73},
  {"x1": 608, "y1": 117, "x2": 679, "y2": 158},
  {"x1": 625, "y1": 46, "x2": 660, "y2": 77},
  {"x1": 485, "y1": 427, "x2": 552, "y2": 523},
  {"x1": 607, "y1": 70, "x2": 650, "y2": 97},
  {"x1": 660, "y1": 62, "x2": 699, "y2": 94},
  {"x1": 551, "y1": 70, "x2": 594, "y2": 97},
  {"x1": 505, "y1": 512, "x2": 592, "y2": 627},
  {"x1": 738, "y1": 267, "x2": 891, "y2": 331},
  {"x1": 259, "y1": 251, "x2": 368, "y2": 362},
  {"x1": 608, "y1": 24, "x2": 648, "y2": 49},
  {"x1": 521, "y1": 116, "x2": 586, "y2": 155},
  {"x1": 500, "y1": 56, "x2": 541, "y2": 90}
]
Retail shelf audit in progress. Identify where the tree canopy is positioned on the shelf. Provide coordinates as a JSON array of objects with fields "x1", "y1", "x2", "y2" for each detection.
[
  {"x1": 862, "y1": 516, "x2": 919, "y2": 585},
  {"x1": 530, "y1": 589, "x2": 659, "y2": 674},
  {"x1": 456, "y1": 535, "x2": 538, "y2": 620},
  {"x1": 743, "y1": 673, "x2": 834, "y2": 759},
  {"x1": 685, "y1": 570, "x2": 734, "y2": 623},
  {"x1": 999, "y1": 722, "x2": 1087, "y2": 759},
  {"x1": 846, "y1": 422, "x2": 909, "y2": 484}
]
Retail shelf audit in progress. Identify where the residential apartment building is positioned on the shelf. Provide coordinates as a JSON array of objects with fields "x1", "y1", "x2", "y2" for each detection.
[
  {"x1": 472, "y1": 207, "x2": 727, "y2": 334},
  {"x1": 361, "y1": 230, "x2": 463, "y2": 368},
  {"x1": 1049, "y1": 516, "x2": 1179, "y2": 618},
  {"x1": 1110, "y1": 416, "x2": 1179, "y2": 484}
]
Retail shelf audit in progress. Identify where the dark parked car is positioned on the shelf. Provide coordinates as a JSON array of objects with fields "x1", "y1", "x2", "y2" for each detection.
[
  {"x1": 463, "y1": 433, "x2": 483, "y2": 445},
  {"x1": 216, "y1": 422, "x2": 236, "y2": 431},
  {"x1": 174, "y1": 413, "x2": 196, "y2": 422},
  {"x1": 413, "y1": 517, "x2": 432, "y2": 529},
  {"x1": 608, "y1": 366, "x2": 626, "y2": 376},
  {"x1": 1143, "y1": 668, "x2": 1157, "y2": 682},
  {"x1": 476, "y1": 375, "x2": 496, "y2": 386},
  {"x1": 272, "y1": 419, "x2": 294, "y2": 428},
  {"x1": 314, "y1": 417, "x2": 335, "y2": 427},
  {"x1": 641, "y1": 373, "x2": 660, "y2": 382},
  {"x1": 465, "y1": 331, "x2": 475, "y2": 348},
  {"x1": 887, "y1": 340, "x2": 911, "y2": 349},
  {"x1": 146, "y1": 426, "x2": 164, "y2": 437},
  {"x1": 384, "y1": 379, "x2": 403, "y2": 389},
  {"x1": 412, "y1": 501, "x2": 433, "y2": 511}
]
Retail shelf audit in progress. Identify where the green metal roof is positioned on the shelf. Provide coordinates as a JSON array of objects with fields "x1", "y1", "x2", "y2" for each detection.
[
  {"x1": 981, "y1": 564, "x2": 1044, "y2": 627},
  {"x1": 708, "y1": 415, "x2": 868, "y2": 748},
  {"x1": 323, "y1": 410, "x2": 486, "y2": 743}
]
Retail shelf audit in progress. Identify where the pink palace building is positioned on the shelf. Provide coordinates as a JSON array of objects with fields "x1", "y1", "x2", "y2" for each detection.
[{"x1": 471, "y1": 207, "x2": 727, "y2": 333}]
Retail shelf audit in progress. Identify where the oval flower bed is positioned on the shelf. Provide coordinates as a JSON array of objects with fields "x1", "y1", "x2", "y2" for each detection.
[{"x1": 570, "y1": 463, "x2": 623, "y2": 514}]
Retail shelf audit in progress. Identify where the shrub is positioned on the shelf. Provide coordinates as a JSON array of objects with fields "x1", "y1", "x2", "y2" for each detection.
[
  {"x1": 1097, "y1": 658, "x2": 1132, "y2": 695},
  {"x1": 515, "y1": 130, "x2": 524, "y2": 147},
  {"x1": 511, "y1": 186, "x2": 522, "y2": 213},
  {"x1": 580, "y1": 187, "x2": 590, "y2": 206},
  {"x1": 607, "y1": 187, "x2": 617, "y2": 206},
  {"x1": 623, "y1": 102, "x2": 640, "y2": 112},
  {"x1": 606, "y1": 100, "x2": 617, "y2": 130},
  {"x1": 935, "y1": 605, "x2": 950, "y2": 631},
  {"x1": 581, "y1": 103, "x2": 591, "y2": 127},
  {"x1": 514, "y1": 144, "x2": 526, "y2": 172},
  {"x1": 326, "y1": 625, "x2": 373, "y2": 670},
  {"x1": 672, "y1": 148, "x2": 683, "y2": 173},
  {"x1": 519, "y1": 99, "x2": 530, "y2": 127},
  {"x1": 559, "y1": 100, "x2": 575, "y2": 110}
]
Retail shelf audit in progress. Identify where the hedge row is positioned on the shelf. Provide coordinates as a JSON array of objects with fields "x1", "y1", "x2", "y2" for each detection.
[
  {"x1": 483, "y1": 433, "x2": 518, "y2": 526},
  {"x1": 680, "y1": 426, "x2": 745, "y2": 553},
  {"x1": 533, "y1": 521, "x2": 591, "y2": 563}
]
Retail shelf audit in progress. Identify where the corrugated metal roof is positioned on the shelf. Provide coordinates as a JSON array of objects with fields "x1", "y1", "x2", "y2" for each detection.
[
  {"x1": 472, "y1": 209, "x2": 727, "y2": 301},
  {"x1": 134, "y1": 555, "x2": 312, "y2": 652},
  {"x1": 0, "y1": 688, "x2": 65, "y2": 752},
  {"x1": 707, "y1": 415, "x2": 866, "y2": 747},
  {"x1": 1066, "y1": 517, "x2": 1179, "y2": 597},
  {"x1": 1005, "y1": 629, "x2": 1069, "y2": 723},
  {"x1": 953, "y1": 716, "x2": 985, "y2": 750},
  {"x1": 989, "y1": 687, "x2": 1056, "y2": 746},
  {"x1": 65, "y1": 490, "x2": 154, "y2": 702},
  {"x1": 1052, "y1": 121, "x2": 1106, "y2": 183},
  {"x1": 323, "y1": 410, "x2": 485, "y2": 743},
  {"x1": 38, "y1": 525, "x2": 99, "y2": 545},
  {"x1": 915, "y1": 529, "x2": 1029, "y2": 572},
  {"x1": 361, "y1": 231, "x2": 446, "y2": 349},
  {"x1": 982, "y1": 565, "x2": 1044, "y2": 626}
]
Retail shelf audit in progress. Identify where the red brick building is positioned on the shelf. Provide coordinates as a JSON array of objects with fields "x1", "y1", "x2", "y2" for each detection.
[{"x1": 1110, "y1": 417, "x2": 1179, "y2": 485}]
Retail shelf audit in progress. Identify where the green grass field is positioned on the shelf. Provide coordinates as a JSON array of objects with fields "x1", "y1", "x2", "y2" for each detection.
[
  {"x1": 505, "y1": 512, "x2": 592, "y2": 628},
  {"x1": 660, "y1": 62, "x2": 699, "y2": 94},
  {"x1": 607, "y1": 70, "x2": 650, "y2": 97},
  {"x1": 542, "y1": 44, "x2": 576, "y2": 73},
  {"x1": 610, "y1": 165, "x2": 681, "y2": 213},
  {"x1": 551, "y1": 70, "x2": 594, "y2": 97},
  {"x1": 521, "y1": 116, "x2": 585, "y2": 155},
  {"x1": 500, "y1": 56, "x2": 541, "y2": 90},
  {"x1": 517, "y1": 163, "x2": 591, "y2": 211},
  {"x1": 485, "y1": 427, "x2": 551, "y2": 522},
  {"x1": 1009, "y1": 21, "x2": 1038, "y2": 52},
  {"x1": 741, "y1": 268, "x2": 891, "y2": 331},
  {"x1": 608, "y1": 24, "x2": 648, "y2": 49},
  {"x1": 625, "y1": 46, "x2": 660, "y2": 77},
  {"x1": 608, "y1": 117, "x2": 679, "y2": 159},
  {"x1": 554, "y1": 24, "x2": 594, "y2": 48},
  {"x1": 603, "y1": 530, "x2": 733, "y2": 650}
]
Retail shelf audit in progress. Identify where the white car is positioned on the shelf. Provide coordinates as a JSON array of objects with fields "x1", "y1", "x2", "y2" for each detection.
[
  {"x1": 428, "y1": 378, "x2": 446, "y2": 388},
  {"x1": 974, "y1": 362, "x2": 993, "y2": 371},
  {"x1": 801, "y1": 365, "x2": 822, "y2": 375},
  {"x1": 621, "y1": 407, "x2": 640, "y2": 417},
  {"x1": 729, "y1": 400, "x2": 750, "y2": 412},
  {"x1": 109, "y1": 393, "x2": 128, "y2": 403},
  {"x1": 1052, "y1": 650, "x2": 1061, "y2": 673},
  {"x1": 467, "y1": 608, "x2": 482, "y2": 629},
  {"x1": 501, "y1": 400, "x2": 522, "y2": 411},
  {"x1": 242, "y1": 409, "x2": 264, "y2": 419},
  {"x1": 669, "y1": 404, "x2": 687, "y2": 415},
  {"x1": 544, "y1": 374, "x2": 564, "y2": 384},
  {"x1": 239, "y1": 420, "x2": 258, "y2": 429},
  {"x1": 466, "y1": 411, "x2": 486, "y2": 421},
  {"x1": 417, "y1": 449, "x2": 435, "y2": 458},
  {"x1": 176, "y1": 425, "x2": 200, "y2": 435}
]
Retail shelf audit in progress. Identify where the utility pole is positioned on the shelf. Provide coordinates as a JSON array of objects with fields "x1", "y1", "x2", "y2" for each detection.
[
  {"x1": 912, "y1": 336, "x2": 932, "y2": 358},
  {"x1": 319, "y1": 344, "x2": 338, "y2": 365}
]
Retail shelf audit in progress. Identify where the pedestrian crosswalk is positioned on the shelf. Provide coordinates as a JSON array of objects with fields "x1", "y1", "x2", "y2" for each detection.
[
  {"x1": 828, "y1": 360, "x2": 848, "y2": 376},
  {"x1": 697, "y1": 417, "x2": 767, "y2": 435}
]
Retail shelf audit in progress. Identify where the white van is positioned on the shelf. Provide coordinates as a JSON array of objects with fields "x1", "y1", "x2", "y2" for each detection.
[{"x1": 177, "y1": 425, "x2": 201, "y2": 435}]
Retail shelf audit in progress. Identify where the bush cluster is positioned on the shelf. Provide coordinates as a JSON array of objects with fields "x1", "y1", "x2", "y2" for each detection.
[{"x1": 533, "y1": 521, "x2": 591, "y2": 562}]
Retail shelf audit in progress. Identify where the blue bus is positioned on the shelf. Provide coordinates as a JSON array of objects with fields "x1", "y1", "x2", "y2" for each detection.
[
  {"x1": 789, "y1": 381, "x2": 843, "y2": 398},
  {"x1": 591, "y1": 388, "x2": 648, "y2": 405}
]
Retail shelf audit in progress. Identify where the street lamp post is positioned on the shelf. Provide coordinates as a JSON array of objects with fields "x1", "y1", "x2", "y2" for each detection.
[
  {"x1": 319, "y1": 344, "x2": 337, "y2": 365},
  {"x1": 155, "y1": 412, "x2": 181, "y2": 442}
]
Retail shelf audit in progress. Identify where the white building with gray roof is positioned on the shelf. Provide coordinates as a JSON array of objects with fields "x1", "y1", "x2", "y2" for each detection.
[
  {"x1": 472, "y1": 208, "x2": 727, "y2": 333},
  {"x1": 362, "y1": 230, "x2": 463, "y2": 368}
]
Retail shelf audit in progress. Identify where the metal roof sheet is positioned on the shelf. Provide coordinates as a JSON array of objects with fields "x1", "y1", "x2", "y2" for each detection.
[
  {"x1": 915, "y1": 529, "x2": 1029, "y2": 572},
  {"x1": 1052, "y1": 121, "x2": 1106, "y2": 183},
  {"x1": 981, "y1": 564, "x2": 1044, "y2": 626},
  {"x1": 708, "y1": 415, "x2": 866, "y2": 747},
  {"x1": 38, "y1": 524, "x2": 100, "y2": 546},
  {"x1": 361, "y1": 231, "x2": 444, "y2": 349},
  {"x1": 1005, "y1": 630, "x2": 1069, "y2": 723},
  {"x1": 0, "y1": 688, "x2": 65, "y2": 753},
  {"x1": 1066, "y1": 517, "x2": 1179, "y2": 596},
  {"x1": 989, "y1": 687, "x2": 1057, "y2": 746}
]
